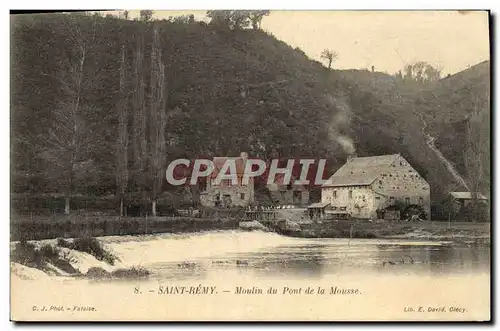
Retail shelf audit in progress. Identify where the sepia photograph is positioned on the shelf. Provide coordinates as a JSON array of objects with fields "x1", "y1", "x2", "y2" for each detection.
[{"x1": 9, "y1": 9, "x2": 491, "y2": 322}]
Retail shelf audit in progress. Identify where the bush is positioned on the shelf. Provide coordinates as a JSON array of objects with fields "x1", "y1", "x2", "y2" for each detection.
[
  {"x1": 57, "y1": 238, "x2": 71, "y2": 248},
  {"x1": 70, "y1": 237, "x2": 117, "y2": 265},
  {"x1": 39, "y1": 244, "x2": 59, "y2": 260},
  {"x1": 111, "y1": 267, "x2": 150, "y2": 279},
  {"x1": 11, "y1": 241, "x2": 79, "y2": 274},
  {"x1": 11, "y1": 241, "x2": 40, "y2": 267},
  {"x1": 86, "y1": 266, "x2": 110, "y2": 279}
]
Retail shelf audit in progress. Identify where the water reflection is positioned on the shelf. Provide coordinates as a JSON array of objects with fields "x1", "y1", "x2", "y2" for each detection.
[{"x1": 144, "y1": 239, "x2": 490, "y2": 281}]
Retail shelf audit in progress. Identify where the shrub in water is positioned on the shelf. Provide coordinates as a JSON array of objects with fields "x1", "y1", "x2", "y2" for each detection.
[
  {"x1": 111, "y1": 267, "x2": 150, "y2": 279},
  {"x1": 86, "y1": 266, "x2": 110, "y2": 279}
]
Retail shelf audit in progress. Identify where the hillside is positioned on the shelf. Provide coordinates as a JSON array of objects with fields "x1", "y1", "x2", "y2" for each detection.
[
  {"x1": 10, "y1": 13, "x2": 490, "y2": 214},
  {"x1": 413, "y1": 61, "x2": 490, "y2": 198},
  {"x1": 336, "y1": 61, "x2": 490, "y2": 202}
]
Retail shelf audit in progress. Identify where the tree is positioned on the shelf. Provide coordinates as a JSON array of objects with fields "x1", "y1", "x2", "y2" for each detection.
[
  {"x1": 424, "y1": 64, "x2": 442, "y2": 82},
  {"x1": 206, "y1": 10, "x2": 250, "y2": 30},
  {"x1": 206, "y1": 10, "x2": 231, "y2": 28},
  {"x1": 170, "y1": 14, "x2": 195, "y2": 24},
  {"x1": 320, "y1": 49, "x2": 338, "y2": 70},
  {"x1": 131, "y1": 28, "x2": 147, "y2": 207},
  {"x1": 394, "y1": 70, "x2": 403, "y2": 80},
  {"x1": 464, "y1": 92, "x2": 490, "y2": 221},
  {"x1": 404, "y1": 64, "x2": 413, "y2": 81},
  {"x1": 147, "y1": 25, "x2": 167, "y2": 216},
  {"x1": 412, "y1": 61, "x2": 426, "y2": 82},
  {"x1": 248, "y1": 10, "x2": 270, "y2": 30},
  {"x1": 140, "y1": 10, "x2": 153, "y2": 22},
  {"x1": 403, "y1": 61, "x2": 442, "y2": 83},
  {"x1": 37, "y1": 14, "x2": 100, "y2": 214},
  {"x1": 115, "y1": 37, "x2": 129, "y2": 216}
]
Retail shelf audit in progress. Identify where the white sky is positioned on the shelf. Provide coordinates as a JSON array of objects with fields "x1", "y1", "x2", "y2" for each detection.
[{"x1": 105, "y1": 10, "x2": 490, "y2": 75}]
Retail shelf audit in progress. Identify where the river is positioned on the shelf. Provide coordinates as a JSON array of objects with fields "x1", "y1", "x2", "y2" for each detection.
[{"x1": 11, "y1": 230, "x2": 491, "y2": 321}]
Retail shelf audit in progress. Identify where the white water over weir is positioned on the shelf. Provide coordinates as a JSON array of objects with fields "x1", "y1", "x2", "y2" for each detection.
[{"x1": 419, "y1": 113, "x2": 470, "y2": 190}]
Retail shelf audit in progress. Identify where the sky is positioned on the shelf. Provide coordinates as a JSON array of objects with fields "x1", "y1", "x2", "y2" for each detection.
[{"x1": 106, "y1": 10, "x2": 490, "y2": 75}]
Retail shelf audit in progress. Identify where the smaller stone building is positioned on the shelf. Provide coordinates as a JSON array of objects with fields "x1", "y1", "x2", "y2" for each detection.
[
  {"x1": 266, "y1": 173, "x2": 310, "y2": 206},
  {"x1": 199, "y1": 153, "x2": 254, "y2": 208},
  {"x1": 448, "y1": 192, "x2": 489, "y2": 221}
]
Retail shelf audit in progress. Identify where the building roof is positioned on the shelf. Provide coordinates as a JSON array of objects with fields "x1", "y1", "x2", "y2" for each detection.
[
  {"x1": 209, "y1": 156, "x2": 248, "y2": 179},
  {"x1": 450, "y1": 192, "x2": 488, "y2": 200},
  {"x1": 322, "y1": 154, "x2": 401, "y2": 187},
  {"x1": 308, "y1": 202, "x2": 331, "y2": 209}
]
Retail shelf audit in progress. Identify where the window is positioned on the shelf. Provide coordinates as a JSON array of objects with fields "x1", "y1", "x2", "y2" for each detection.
[
  {"x1": 240, "y1": 193, "x2": 245, "y2": 200},
  {"x1": 375, "y1": 196, "x2": 381, "y2": 200},
  {"x1": 418, "y1": 197, "x2": 424, "y2": 205},
  {"x1": 340, "y1": 207, "x2": 347, "y2": 211},
  {"x1": 348, "y1": 190, "x2": 353, "y2": 199},
  {"x1": 199, "y1": 179, "x2": 207, "y2": 192},
  {"x1": 333, "y1": 190, "x2": 337, "y2": 199},
  {"x1": 405, "y1": 197, "x2": 410, "y2": 204},
  {"x1": 379, "y1": 180, "x2": 382, "y2": 185}
]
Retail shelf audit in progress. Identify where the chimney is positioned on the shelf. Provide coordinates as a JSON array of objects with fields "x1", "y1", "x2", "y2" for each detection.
[{"x1": 347, "y1": 153, "x2": 357, "y2": 162}]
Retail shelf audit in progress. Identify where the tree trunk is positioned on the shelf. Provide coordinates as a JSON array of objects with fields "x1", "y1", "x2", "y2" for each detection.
[
  {"x1": 64, "y1": 196, "x2": 70, "y2": 215},
  {"x1": 120, "y1": 197, "x2": 124, "y2": 217},
  {"x1": 151, "y1": 199, "x2": 157, "y2": 217},
  {"x1": 116, "y1": 40, "x2": 129, "y2": 214},
  {"x1": 132, "y1": 32, "x2": 146, "y2": 198},
  {"x1": 148, "y1": 25, "x2": 167, "y2": 214}
]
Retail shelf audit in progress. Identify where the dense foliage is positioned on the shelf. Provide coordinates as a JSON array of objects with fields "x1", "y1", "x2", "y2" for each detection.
[{"x1": 11, "y1": 12, "x2": 490, "y2": 213}]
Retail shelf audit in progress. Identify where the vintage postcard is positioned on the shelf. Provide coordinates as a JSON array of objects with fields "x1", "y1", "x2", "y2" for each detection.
[{"x1": 10, "y1": 10, "x2": 491, "y2": 322}]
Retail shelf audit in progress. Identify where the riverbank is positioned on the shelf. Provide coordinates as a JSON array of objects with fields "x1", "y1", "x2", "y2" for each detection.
[{"x1": 258, "y1": 219, "x2": 490, "y2": 243}]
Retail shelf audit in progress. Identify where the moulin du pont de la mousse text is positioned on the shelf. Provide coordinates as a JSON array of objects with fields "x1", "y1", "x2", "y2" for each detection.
[{"x1": 139, "y1": 285, "x2": 362, "y2": 295}]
